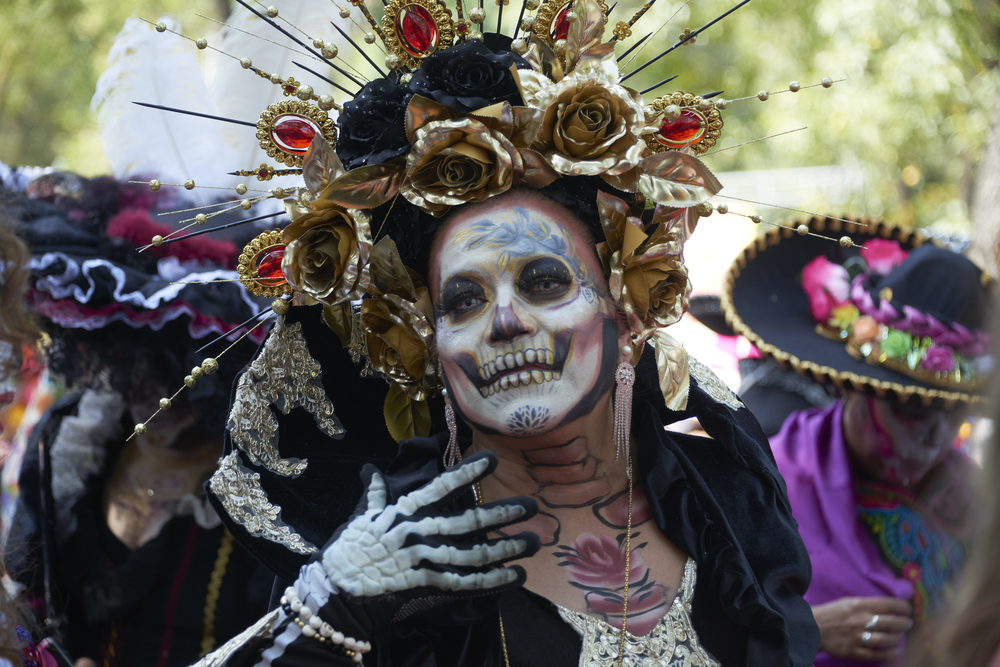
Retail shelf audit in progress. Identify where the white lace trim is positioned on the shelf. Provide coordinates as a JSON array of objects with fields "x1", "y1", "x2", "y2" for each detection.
[{"x1": 50, "y1": 388, "x2": 127, "y2": 546}]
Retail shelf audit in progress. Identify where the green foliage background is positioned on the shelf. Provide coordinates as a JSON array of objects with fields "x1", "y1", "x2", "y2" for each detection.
[{"x1": 0, "y1": 0, "x2": 997, "y2": 229}]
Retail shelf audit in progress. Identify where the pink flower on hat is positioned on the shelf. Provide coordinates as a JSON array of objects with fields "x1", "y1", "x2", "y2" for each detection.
[
  {"x1": 801, "y1": 256, "x2": 851, "y2": 323},
  {"x1": 860, "y1": 239, "x2": 909, "y2": 275},
  {"x1": 923, "y1": 346, "x2": 956, "y2": 373}
]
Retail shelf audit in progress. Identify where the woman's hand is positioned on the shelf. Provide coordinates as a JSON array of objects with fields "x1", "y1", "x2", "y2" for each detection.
[
  {"x1": 322, "y1": 451, "x2": 540, "y2": 625},
  {"x1": 812, "y1": 596, "x2": 913, "y2": 661}
]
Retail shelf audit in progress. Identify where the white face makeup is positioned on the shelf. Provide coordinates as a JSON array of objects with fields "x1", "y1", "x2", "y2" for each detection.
[{"x1": 432, "y1": 199, "x2": 619, "y2": 437}]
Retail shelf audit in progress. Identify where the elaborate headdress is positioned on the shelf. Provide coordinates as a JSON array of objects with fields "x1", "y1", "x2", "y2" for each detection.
[
  {"x1": 121, "y1": 0, "x2": 848, "y2": 435},
  {"x1": 111, "y1": 0, "x2": 847, "y2": 577}
]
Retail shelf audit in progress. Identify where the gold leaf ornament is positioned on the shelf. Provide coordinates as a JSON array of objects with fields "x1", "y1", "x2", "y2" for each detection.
[
  {"x1": 637, "y1": 151, "x2": 723, "y2": 207},
  {"x1": 383, "y1": 382, "x2": 432, "y2": 443},
  {"x1": 317, "y1": 158, "x2": 407, "y2": 210},
  {"x1": 301, "y1": 135, "x2": 346, "y2": 196},
  {"x1": 650, "y1": 329, "x2": 690, "y2": 412},
  {"x1": 362, "y1": 238, "x2": 441, "y2": 401}
]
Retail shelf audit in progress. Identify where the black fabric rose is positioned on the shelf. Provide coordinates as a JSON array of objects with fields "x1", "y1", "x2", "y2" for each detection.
[
  {"x1": 406, "y1": 41, "x2": 528, "y2": 114},
  {"x1": 336, "y1": 79, "x2": 412, "y2": 170}
]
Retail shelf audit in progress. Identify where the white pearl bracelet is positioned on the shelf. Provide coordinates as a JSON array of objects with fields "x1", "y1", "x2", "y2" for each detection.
[{"x1": 281, "y1": 586, "x2": 372, "y2": 662}]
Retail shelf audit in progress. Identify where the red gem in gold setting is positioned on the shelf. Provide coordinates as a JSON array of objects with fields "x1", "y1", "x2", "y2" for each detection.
[
  {"x1": 255, "y1": 246, "x2": 287, "y2": 287},
  {"x1": 551, "y1": 2, "x2": 573, "y2": 41},
  {"x1": 655, "y1": 109, "x2": 706, "y2": 147},
  {"x1": 271, "y1": 115, "x2": 319, "y2": 154},
  {"x1": 396, "y1": 5, "x2": 439, "y2": 58}
]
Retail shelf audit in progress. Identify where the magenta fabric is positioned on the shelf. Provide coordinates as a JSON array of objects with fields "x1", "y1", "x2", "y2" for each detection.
[{"x1": 770, "y1": 402, "x2": 912, "y2": 667}]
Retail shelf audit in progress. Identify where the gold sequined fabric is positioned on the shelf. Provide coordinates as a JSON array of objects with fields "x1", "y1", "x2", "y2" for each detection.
[
  {"x1": 688, "y1": 357, "x2": 744, "y2": 412},
  {"x1": 557, "y1": 559, "x2": 720, "y2": 667},
  {"x1": 227, "y1": 316, "x2": 345, "y2": 478},
  {"x1": 208, "y1": 452, "x2": 318, "y2": 555}
]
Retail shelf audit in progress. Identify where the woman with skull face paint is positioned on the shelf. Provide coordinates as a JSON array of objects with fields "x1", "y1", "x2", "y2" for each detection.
[
  {"x1": 724, "y1": 217, "x2": 993, "y2": 666},
  {"x1": 151, "y1": 0, "x2": 835, "y2": 663}
]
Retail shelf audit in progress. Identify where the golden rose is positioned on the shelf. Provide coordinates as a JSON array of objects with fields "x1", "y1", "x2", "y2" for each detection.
[
  {"x1": 282, "y1": 199, "x2": 371, "y2": 304},
  {"x1": 623, "y1": 255, "x2": 690, "y2": 332},
  {"x1": 361, "y1": 289, "x2": 438, "y2": 400},
  {"x1": 532, "y1": 83, "x2": 643, "y2": 176},
  {"x1": 400, "y1": 116, "x2": 522, "y2": 216},
  {"x1": 852, "y1": 315, "x2": 880, "y2": 343},
  {"x1": 597, "y1": 191, "x2": 689, "y2": 342}
]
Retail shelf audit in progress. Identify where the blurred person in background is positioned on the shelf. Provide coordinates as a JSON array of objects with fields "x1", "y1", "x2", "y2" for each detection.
[
  {"x1": 725, "y1": 217, "x2": 993, "y2": 665},
  {"x1": 908, "y1": 324, "x2": 1000, "y2": 667},
  {"x1": 0, "y1": 199, "x2": 59, "y2": 667},
  {"x1": 2, "y1": 173, "x2": 274, "y2": 667}
]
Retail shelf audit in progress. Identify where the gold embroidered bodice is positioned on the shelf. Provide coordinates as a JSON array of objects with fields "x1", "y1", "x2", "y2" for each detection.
[{"x1": 556, "y1": 558, "x2": 719, "y2": 667}]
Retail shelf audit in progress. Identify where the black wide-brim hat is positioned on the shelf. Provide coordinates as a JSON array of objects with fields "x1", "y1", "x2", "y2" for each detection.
[{"x1": 721, "y1": 217, "x2": 994, "y2": 410}]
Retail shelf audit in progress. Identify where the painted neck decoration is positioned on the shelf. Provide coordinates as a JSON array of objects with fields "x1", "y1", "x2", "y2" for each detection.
[{"x1": 801, "y1": 240, "x2": 991, "y2": 392}]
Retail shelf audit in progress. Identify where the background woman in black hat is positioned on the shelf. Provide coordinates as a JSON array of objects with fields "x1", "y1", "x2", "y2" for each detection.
[
  {"x1": 3, "y1": 174, "x2": 274, "y2": 667},
  {"x1": 724, "y1": 218, "x2": 992, "y2": 666}
]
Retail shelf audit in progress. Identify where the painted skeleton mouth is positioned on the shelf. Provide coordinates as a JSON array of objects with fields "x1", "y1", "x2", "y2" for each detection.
[{"x1": 454, "y1": 330, "x2": 573, "y2": 398}]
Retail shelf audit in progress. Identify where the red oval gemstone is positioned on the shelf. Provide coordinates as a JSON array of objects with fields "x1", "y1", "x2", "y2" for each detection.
[
  {"x1": 271, "y1": 115, "x2": 319, "y2": 154},
  {"x1": 396, "y1": 5, "x2": 438, "y2": 58},
  {"x1": 256, "y1": 246, "x2": 287, "y2": 286},
  {"x1": 551, "y1": 2, "x2": 573, "y2": 42},
  {"x1": 655, "y1": 109, "x2": 706, "y2": 147}
]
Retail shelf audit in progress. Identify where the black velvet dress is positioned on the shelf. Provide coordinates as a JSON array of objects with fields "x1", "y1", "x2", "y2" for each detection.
[
  {"x1": 8, "y1": 394, "x2": 273, "y2": 667},
  {"x1": 209, "y1": 346, "x2": 821, "y2": 667}
]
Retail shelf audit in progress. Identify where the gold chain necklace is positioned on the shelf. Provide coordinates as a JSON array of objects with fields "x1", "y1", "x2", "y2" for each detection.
[{"x1": 474, "y1": 458, "x2": 634, "y2": 667}]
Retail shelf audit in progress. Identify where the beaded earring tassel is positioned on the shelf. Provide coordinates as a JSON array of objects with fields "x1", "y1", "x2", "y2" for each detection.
[
  {"x1": 614, "y1": 361, "x2": 636, "y2": 478},
  {"x1": 443, "y1": 400, "x2": 461, "y2": 469}
]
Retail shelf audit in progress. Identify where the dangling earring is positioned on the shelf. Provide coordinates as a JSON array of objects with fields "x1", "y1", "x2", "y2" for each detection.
[
  {"x1": 443, "y1": 389, "x2": 461, "y2": 470},
  {"x1": 614, "y1": 345, "x2": 636, "y2": 478}
]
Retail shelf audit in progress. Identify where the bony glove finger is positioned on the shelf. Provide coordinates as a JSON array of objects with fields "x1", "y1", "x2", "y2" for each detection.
[
  {"x1": 392, "y1": 532, "x2": 539, "y2": 572},
  {"x1": 387, "y1": 496, "x2": 537, "y2": 549},
  {"x1": 399, "y1": 563, "x2": 523, "y2": 593},
  {"x1": 394, "y1": 451, "x2": 498, "y2": 518},
  {"x1": 325, "y1": 465, "x2": 388, "y2": 548}
]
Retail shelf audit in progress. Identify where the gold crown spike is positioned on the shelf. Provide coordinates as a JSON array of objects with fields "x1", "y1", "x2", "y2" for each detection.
[
  {"x1": 699, "y1": 127, "x2": 807, "y2": 157},
  {"x1": 718, "y1": 209, "x2": 868, "y2": 249},
  {"x1": 643, "y1": 92, "x2": 723, "y2": 155},
  {"x1": 193, "y1": 10, "x2": 368, "y2": 89},
  {"x1": 237, "y1": 230, "x2": 296, "y2": 298},
  {"x1": 382, "y1": 0, "x2": 458, "y2": 70},
  {"x1": 128, "y1": 315, "x2": 274, "y2": 442},
  {"x1": 143, "y1": 16, "x2": 356, "y2": 101},
  {"x1": 621, "y1": 0, "x2": 752, "y2": 82},
  {"x1": 724, "y1": 78, "x2": 844, "y2": 104},
  {"x1": 257, "y1": 101, "x2": 338, "y2": 167},
  {"x1": 715, "y1": 196, "x2": 870, "y2": 229},
  {"x1": 230, "y1": 164, "x2": 305, "y2": 181},
  {"x1": 618, "y1": 0, "x2": 691, "y2": 70},
  {"x1": 607, "y1": 0, "x2": 657, "y2": 43}
]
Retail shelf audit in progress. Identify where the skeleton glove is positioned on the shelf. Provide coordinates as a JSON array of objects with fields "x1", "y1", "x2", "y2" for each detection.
[{"x1": 321, "y1": 451, "x2": 539, "y2": 629}]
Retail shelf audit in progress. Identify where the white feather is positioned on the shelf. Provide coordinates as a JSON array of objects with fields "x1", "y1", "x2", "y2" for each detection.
[
  {"x1": 203, "y1": 0, "x2": 363, "y2": 192},
  {"x1": 93, "y1": 4, "x2": 371, "y2": 204},
  {"x1": 92, "y1": 16, "x2": 241, "y2": 199}
]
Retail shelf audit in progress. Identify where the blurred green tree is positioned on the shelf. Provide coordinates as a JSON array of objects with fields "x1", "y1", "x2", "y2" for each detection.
[
  {"x1": 619, "y1": 0, "x2": 999, "y2": 228},
  {"x1": 0, "y1": 0, "x2": 226, "y2": 174}
]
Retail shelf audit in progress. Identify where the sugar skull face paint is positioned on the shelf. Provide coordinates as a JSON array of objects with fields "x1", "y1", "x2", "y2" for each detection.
[
  {"x1": 842, "y1": 394, "x2": 967, "y2": 486},
  {"x1": 431, "y1": 199, "x2": 619, "y2": 437}
]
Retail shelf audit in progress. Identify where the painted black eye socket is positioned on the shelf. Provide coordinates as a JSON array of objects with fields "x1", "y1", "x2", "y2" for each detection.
[
  {"x1": 440, "y1": 276, "x2": 488, "y2": 317},
  {"x1": 517, "y1": 257, "x2": 573, "y2": 300}
]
